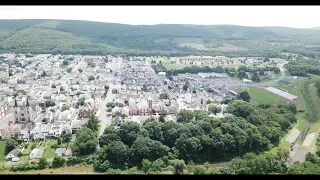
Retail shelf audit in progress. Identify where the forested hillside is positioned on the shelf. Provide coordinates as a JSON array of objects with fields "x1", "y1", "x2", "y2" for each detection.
[{"x1": 1, "y1": 19, "x2": 320, "y2": 57}]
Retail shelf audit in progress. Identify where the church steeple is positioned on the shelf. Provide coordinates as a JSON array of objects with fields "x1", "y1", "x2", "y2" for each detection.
[
  {"x1": 26, "y1": 98, "x2": 29, "y2": 107},
  {"x1": 14, "y1": 99, "x2": 18, "y2": 107}
]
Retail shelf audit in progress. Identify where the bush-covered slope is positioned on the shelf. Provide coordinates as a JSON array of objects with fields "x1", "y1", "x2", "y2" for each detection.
[{"x1": 0, "y1": 19, "x2": 320, "y2": 57}]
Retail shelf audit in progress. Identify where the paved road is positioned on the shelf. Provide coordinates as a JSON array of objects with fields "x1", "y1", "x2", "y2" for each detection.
[
  {"x1": 98, "y1": 81, "x2": 114, "y2": 137},
  {"x1": 290, "y1": 144, "x2": 307, "y2": 164}
]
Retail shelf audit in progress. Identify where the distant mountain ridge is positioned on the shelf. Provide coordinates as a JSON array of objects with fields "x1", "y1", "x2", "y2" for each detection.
[{"x1": 0, "y1": 19, "x2": 320, "y2": 57}]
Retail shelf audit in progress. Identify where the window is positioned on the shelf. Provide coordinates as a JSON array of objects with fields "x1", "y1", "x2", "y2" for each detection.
[
  {"x1": 15, "y1": 111, "x2": 17, "y2": 114},
  {"x1": 21, "y1": 113, "x2": 24, "y2": 116},
  {"x1": 28, "y1": 117, "x2": 30, "y2": 121},
  {"x1": 16, "y1": 118, "x2": 18, "y2": 121}
]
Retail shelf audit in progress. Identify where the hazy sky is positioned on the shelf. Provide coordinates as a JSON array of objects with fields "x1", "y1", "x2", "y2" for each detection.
[{"x1": 0, "y1": 6, "x2": 319, "y2": 28}]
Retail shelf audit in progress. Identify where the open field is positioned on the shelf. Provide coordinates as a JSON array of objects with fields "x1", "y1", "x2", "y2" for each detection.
[
  {"x1": 286, "y1": 129, "x2": 301, "y2": 143},
  {"x1": 302, "y1": 133, "x2": 316, "y2": 147},
  {"x1": 0, "y1": 141, "x2": 6, "y2": 162},
  {"x1": 0, "y1": 164, "x2": 95, "y2": 174},
  {"x1": 148, "y1": 58, "x2": 188, "y2": 70},
  {"x1": 147, "y1": 57, "x2": 249, "y2": 70},
  {"x1": 234, "y1": 87, "x2": 291, "y2": 105}
]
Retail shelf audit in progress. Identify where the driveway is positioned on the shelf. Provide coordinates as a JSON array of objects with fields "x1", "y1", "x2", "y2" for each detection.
[{"x1": 290, "y1": 144, "x2": 307, "y2": 164}]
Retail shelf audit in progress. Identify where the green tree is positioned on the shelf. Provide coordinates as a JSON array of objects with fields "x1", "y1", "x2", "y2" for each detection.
[
  {"x1": 208, "y1": 104, "x2": 220, "y2": 114},
  {"x1": 124, "y1": 167, "x2": 142, "y2": 174},
  {"x1": 88, "y1": 75, "x2": 95, "y2": 81},
  {"x1": 61, "y1": 104, "x2": 70, "y2": 112},
  {"x1": 251, "y1": 72, "x2": 260, "y2": 82},
  {"x1": 57, "y1": 137, "x2": 62, "y2": 145},
  {"x1": 183, "y1": 84, "x2": 188, "y2": 91},
  {"x1": 52, "y1": 156, "x2": 66, "y2": 168},
  {"x1": 87, "y1": 117, "x2": 99, "y2": 132},
  {"x1": 177, "y1": 110, "x2": 194, "y2": 123},
  {"x1": 5, "y1": 140, "x2": 16, "y2": 154},
  {"x1": 170, "y1": 159, "x2": 186, "y2": 175},
  {"x1": 104, "y1": 85, "x2": 109, "y2": 91},
  {"x1": 238, "y1": 91, "x2": 250, "y2": 102},
  {"x1": 62, "y1": 60, "x2": 69, "y2": 66},
  {"x1": 142, "y1": 158, "x2": 165, "y2": 174},
  {"x1": 61, "y1": 133, "x2": 72, "y2": 143},
  {"x1": 38, "y1": 157, "x2": 48, "y2": 169},
  {"x1": 130, "y1": 137, "x2": 169, "y2": 165},
  {"x1": 67, "y1": 67, "x2": 72, "y2": 73},
  {"x1": 72, "y1": 128, "x2": 98, "y2": 155},
  {"x1": 99, "y1": 134, "x2": 121, "y2": 148},
  {"x1": 112, "y1": 89, "x2": 118, "y2": 94},
  {"x1": 118, "y1": 122, "x2": 140, "y2": 146},
  {"x1": 158, "y1": 115, "x2": 165, "y2": 123},
  {"x1": 99, "y1": 141, "x2": 129, "y2": 168}
]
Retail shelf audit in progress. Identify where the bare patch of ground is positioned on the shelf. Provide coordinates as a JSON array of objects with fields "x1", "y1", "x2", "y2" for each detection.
[
  {"x1": 286, "y1": 129, "x2": 301, "y2": 143},
  {"x1": 302, "y1": 132, "x2": 316, "y2": 147}
]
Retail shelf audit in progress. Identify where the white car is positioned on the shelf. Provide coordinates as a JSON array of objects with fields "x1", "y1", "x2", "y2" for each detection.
[{"x1": 11, "y1": 157, "x2": 19, "y2": 162}]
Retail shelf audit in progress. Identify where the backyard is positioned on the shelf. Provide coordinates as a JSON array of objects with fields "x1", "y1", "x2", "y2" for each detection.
[{"x1": 0, "y1": 141, "x2": 6, "y2": 163}]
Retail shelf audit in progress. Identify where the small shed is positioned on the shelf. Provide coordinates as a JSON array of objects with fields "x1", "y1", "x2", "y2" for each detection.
[
  {"x1": 55, "y1": 148, "x2": 66, "y2": 157},
  {"x1": 6, "y1": 149, "x2": 20, "y2": 161},
  {"x1": 29, "y1": 148, "x2": 44, "y2": 159}
]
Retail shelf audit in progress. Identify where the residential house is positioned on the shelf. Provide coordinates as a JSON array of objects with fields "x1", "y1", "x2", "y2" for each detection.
[
  {"x1": 19, "y1": 123, "x2": 35, "y2": 141},
  {"x1": 0, "y1": 123, "x2": 21, "y2": 140},
  {"x1": 55, "y1": 148, "x2": 67, "y2": 156},
  {"x1": 78, "y1": 106, "x2": 98, "y2": 119},
  {"x1": 30, "y1": 123, "x2": 51, "y2": 140},
  {"x1": 0, "y1": 101, "x2": 10, "y2": 120}
]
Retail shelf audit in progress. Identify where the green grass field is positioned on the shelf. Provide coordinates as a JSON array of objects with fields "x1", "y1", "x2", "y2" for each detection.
[
  {"x1": 0, "y1": 164, "x2": 95, "y2": 174},
  {"x1": 0, "y1": 141, "x2": 6, "y2": 162},
  {"x1": 148, "y1": 58, "x2": 187, "y2": 70},
  {"x1": 148, "y1": 57, "x2": 248, "y2": 70},
  {"x1": 41, "y1": 140, "x2": 57, "y2": 160},
  {"x1": 268, "y1": 75, "x2": 320, "y2": 154},
  {"x1": 234, "y1": 87, "x2": 291, "y2": 105}
]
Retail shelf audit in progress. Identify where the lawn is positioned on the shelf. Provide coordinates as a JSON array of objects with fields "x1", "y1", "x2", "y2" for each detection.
[
  {"x1": 0, "y1": 141, "x2": 6, "y2": 162},
  {"x1": 41, "y1": 139, "x2": 57, "y2": 160},
  {"x1": 148, "y1": 58, "x2": 188, "y2": 70},
  {"x1": 0, "y1": 164, "x2": 95, "y2": 174},
  {"x1": 269, "y1": 129, "x2": 293, "y2": 155},
  {"x1": 269, "y1": 76, "x2": 320, "y2": 154},
  {"x1": 19, "y1": 141, "x2": 37, "y2": 162},
  {"x1": 234, "y1": 87, "x2": 291, "y2": 105}
]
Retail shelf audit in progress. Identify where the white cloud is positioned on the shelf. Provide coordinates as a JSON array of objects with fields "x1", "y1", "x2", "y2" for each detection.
[{"x1": 0, "y1": 6, "x2": 318, "y2": 28}]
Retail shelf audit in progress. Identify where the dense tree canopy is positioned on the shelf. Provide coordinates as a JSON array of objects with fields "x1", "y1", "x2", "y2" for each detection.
[
  {"x1": 72, "y1": 128, "x2": 98, "y2": 155},
  {"x1": 93, "y1": 99, "x2": 296, "y2": 173}
]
